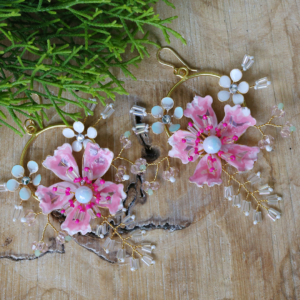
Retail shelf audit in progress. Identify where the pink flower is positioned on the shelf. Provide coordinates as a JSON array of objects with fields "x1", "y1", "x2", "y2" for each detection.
[
  {"x1": 168, "y1": 95, "x2": 260, "y2": 187},
  {"x1": 36, "y1": 143, "x2": 126, "y2": 236}
]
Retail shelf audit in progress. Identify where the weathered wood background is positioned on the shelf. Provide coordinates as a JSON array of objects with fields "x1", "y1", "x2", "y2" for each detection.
[{"x1": 1, "y1": 0, "x2": 300, "y2": 299}]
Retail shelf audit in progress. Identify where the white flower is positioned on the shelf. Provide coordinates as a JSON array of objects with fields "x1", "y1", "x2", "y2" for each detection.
[
  {"x1": 63, "y1": 121, "x2": 97, "y2": 152},
  {"x1": 151, "y1": 97, "x2": 183, "y2": 135},
  {"x1": 217, "y1": 55, "x2": 271, "y2": 105},
  {"x1": 6, "y1": 161, "x2": 41, "y2": 200},
  {"x1": 217, "y1": 69, "x2": 249, "y2": 105}
]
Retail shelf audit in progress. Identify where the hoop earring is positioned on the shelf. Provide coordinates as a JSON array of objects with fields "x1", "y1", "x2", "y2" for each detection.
[{"x1": 130, "y1": 47, "x2": 295, "y2": 224}]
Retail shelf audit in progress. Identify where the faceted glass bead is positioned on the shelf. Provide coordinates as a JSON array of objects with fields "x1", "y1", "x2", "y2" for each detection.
[
  {"x1": 21, "y1": 209, "x2": 36, "y2": 226},
  {"x1": 131, "y1": 158, "x2": 147, "y2": 174},
  {"x1": 150, "y1": 181, "x2": 160, "y2": 190},
  {"x1": 120, "y1": 135, "x2": 132, "y2": 149},
  {"x1": 280, "y1": 121, "x2": 292, "y2": 138},
  {"x1": 32, "y1": 241, "x2": 48, "y2": 253},
  {"x1": 142, "y1": 181, "x2": 150, "y2": 191},
  {"x1": 170, "y1": 167, "x2": 179, "y2": 178},
  {"x1": 229, "y1": 83, "x2": 238, "y2": 94},
  {"x1": 115, "y1": 165, "x2": 126, "y2": 182},
  {"x1": 258, "y1": 135, "x2": 274, "y2": 149},
  {"x1": 162, "y1": 170, "x2": 171, "y2": 181},
  {"x1": 76, "y1": 133, "x2": 85, "y2": 142},
  {"x1": 162, "y1": 115, "x2": 171, "y2": 124},
  {"x1": 21, "y1": 176, "x2": 31, "y2": 185},
  {"x1": 56, "y1": 231, "x2": 68, "y2": 245},
  {"x1": 224, "y1": 186, "x2": 233, "y2": 200},
  {"x1": 271, "y1": 105, "x2": 285, "y2": 118}
]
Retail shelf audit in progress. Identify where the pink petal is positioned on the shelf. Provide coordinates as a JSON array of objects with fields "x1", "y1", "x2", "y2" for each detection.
[
  {"x1": 184, "y1": 95, "x2": 218, "y2": 131},
  {"x1": 43, "y1": 143, "x2": 79, "y2": 182},
  {"x1": 220, "y1": 105, "x2": 256, "y2": 138},
  {"x1": 221, "y1": 144, "x2": 260, "y2": 172},
  {"x1": 189, "y1": 154, "x2": 222, "y2": 187},
  {"x1": 168, "y1": 130, "x2": 202, "y2": 164},
  {"x1": 83, "y1": 143, "x2": 114, "y2": 180},
  {"x1": 61, "y1": 202, "x2": 91, "y2": 236},
  {"x1": 94, "y1": 179, "x2": 125, "y2": 214},
  {"x1": 36, "y1": 182, "x2": 77, "y2": 214}
]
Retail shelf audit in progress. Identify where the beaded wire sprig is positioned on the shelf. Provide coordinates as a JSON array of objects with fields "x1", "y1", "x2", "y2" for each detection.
[
  {"x1": 1, "y1": 99, "x2": 178, "y2": 271},
  {"x1": 128, "y1": 47, "x2": 295, "y2": 224}
]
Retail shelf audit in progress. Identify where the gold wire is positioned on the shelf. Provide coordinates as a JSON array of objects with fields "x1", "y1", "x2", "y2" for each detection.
[{"x1": 157, "y1": 47, "x2": 221, "y2": 138}]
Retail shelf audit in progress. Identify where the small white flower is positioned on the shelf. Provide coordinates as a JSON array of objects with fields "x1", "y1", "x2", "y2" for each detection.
[
  {"x1": 6, "y1": 161, "x2": 41, "y2": 200},
  {"x1": 63, "y1": 121, "x2": 97, "y2": 152},
  {"x1": 151, "y1": 97, "x2": 183, "y2": 135},
  {"x1": 217, "y1": 55, "x2": 271, "y2": 105},
  {"x1": 217, "y1": 69, "x2": 249, "y2": 105}
]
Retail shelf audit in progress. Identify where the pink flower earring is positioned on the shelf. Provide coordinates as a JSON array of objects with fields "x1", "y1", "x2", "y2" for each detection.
[{"x1": 130, "y1": 47, "x2": 295, "y2": 224}]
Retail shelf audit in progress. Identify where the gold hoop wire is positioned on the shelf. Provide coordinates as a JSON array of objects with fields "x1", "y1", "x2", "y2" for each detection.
[{"x1": 157, "y1": 47, "x2": 222, "y2": 137}]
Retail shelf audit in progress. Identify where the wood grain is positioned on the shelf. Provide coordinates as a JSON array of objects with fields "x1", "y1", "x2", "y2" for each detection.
[{"x1": 1, "y1": 0, "x2": 300, "y2": 299}]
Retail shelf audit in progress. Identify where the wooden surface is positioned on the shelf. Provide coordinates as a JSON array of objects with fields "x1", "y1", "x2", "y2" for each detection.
[{"x1": 1, "y1": 0, "x2": 300, "y2": 299}]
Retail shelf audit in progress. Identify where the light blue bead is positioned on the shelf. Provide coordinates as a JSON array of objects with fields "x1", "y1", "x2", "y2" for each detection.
[
  {"x1": 124, "y1": 131, "x2": 131, "y2": 138},
  {"x1": 203, "y1": 136, "x2": 222, "y2": 154},
  {"x1": 11, "y1": 165, "x2": 24, "y2": 178},
  {"x1": 6, "y1": 179, "x2": 19, "y2": 192},
  {"x1": 75, "y1": 186, "x2": 93, "y2": 203},
  {"x1": 65, "y1": 236, "x2": 72, "y2": 242},
  {"x1": 32, "y1": 174, "x2": 41, "y2": 186},
  {"x1": 147, "y1": 189, "x2": 153, "y2": 195},
  {"x1": 174, "y1": 107, "x2": 183, "y2": 119},
  {"x1": 152, "y1": 122, "x2": 164, "y2": 135},
  {"x1": 169, "y1": 124, "x2": 180, "y2": 132},
  {"x1": 290, "y1": 126, "x2": 296, "y2": 132},
  {"x1": 278, "y1": 103, "x2": 284, "y2": 110},
  {"x1": 35, "y1": 250, "x2": 41, "y2": 257},
  {"x1": 151, "y1": 106, "x2": 163, "y2": 118},
  {"x1": 19, "y1": 186, "x2": 31, "y2": 200}
]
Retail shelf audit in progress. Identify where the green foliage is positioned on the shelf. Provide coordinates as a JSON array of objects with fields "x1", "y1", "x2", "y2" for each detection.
[{"x1": 0, "y1": 0, "x2": 185, "y2": 136}]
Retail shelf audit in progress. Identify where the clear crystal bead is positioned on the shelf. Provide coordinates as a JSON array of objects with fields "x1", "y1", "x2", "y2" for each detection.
[
  {"x1": 102, "y1": 237, "x2": 115, "y2": 253},
  {"x1": 224, "y1": 185, "x2": 233, "y2": 200},
  {"x1": 247, "y1": 172, "x2": 261, "y2": 185},
  {"x1": 21, "y1": 176, "x2": 31, "y2": 185},
  {"x1": 141, "y1": 254, "x2": 155, "y2": 266},
  {"x1": 21, "y1": 209, "x2": 36, "y2": 226},
  {"x1": 0, "y1": 182, "x2": 8, "y2": 192},
  {"x1": 254, "y1": 77, "x2": 271, "y2": 89},
  {"x1": 101, "y1": 103, "x2": 115, "y2": 119},
  {"x1": 241, "y1": 200, "x2": 251, "y2": 216},
  {"x1": 229, "y1": 83, "x2": 238, "y2": 94},
  {"x1": 76, "y1": 133, "x2": 85, "y2": 142},
  {"x1": 87, "y1": 98, "x2": 97, "y2": 115},
  {"x1": 267, "y1": 208, "x2": 281, "y2": 221},
  {"x1": 130, "y1": 257, "x2": 140, "y2": 271},
  {"x1": 116, "y1": 249, "x2": 126, "y2": 262},
  {"x1": 253, "y1": 210, "x2": 262, "y2": 225},
  {"x1": 232, "y1": 194, "x2": 241, "y2": 208},
  {"x1": 12, "y1": 205, "x2": 23, "y2": 222},
  {"x1": 162, "y1": 115, "x2": 171, "y2": 124}
]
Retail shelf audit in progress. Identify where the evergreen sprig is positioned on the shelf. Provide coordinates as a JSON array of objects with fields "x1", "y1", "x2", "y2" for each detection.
[{"x1": 0, "y1": 0, "x2": 185, "y2": 136}]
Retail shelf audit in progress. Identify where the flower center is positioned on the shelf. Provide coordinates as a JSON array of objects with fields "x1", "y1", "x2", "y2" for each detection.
[
  {"x1": 203, "y1": 135, "x2": 222, "y2": 154},
  {"x1": 162, "y1": 115, "x2": 171, "y2": 124},
  {"x1": 22, "y1": 176, "x2": 31, "y2": 185},
  {"x1": 229, "y1": 83, "x2": 238, "y2": 94},
  {"x1": 76, "y1": 133, "x2": 85, "y2": 142},
  {"x1": 75, "y1": 186, "x2": 93, "y2": 203}
]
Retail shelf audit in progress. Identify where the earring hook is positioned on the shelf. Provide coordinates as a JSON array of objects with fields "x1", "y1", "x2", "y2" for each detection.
[{"x1": 156, "y1": 47, "x2": 198, "y2": 78}]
